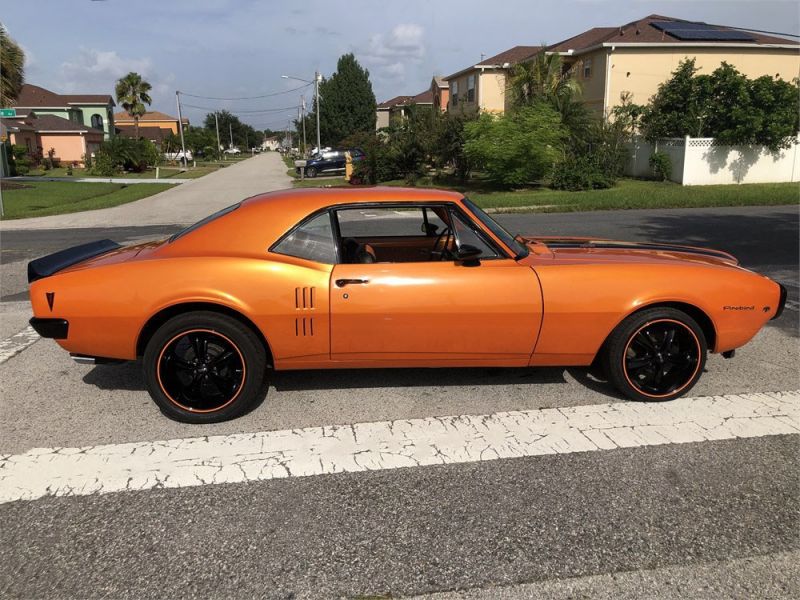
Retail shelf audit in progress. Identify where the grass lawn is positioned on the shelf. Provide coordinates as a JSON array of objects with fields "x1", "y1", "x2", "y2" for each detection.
[
  {"x1": 291, "y1": 177, "x2": 799, "y2": 212},
  {"x1": 0, "y1": 181, "x2": 174, "y2": 219}
]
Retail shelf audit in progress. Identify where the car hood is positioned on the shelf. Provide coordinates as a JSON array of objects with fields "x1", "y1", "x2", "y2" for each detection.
[{"x1": 519, "y1": 236, "x2": 740, "y2": 268}]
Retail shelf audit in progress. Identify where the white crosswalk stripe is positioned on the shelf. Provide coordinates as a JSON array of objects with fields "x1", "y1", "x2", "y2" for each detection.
[
  {"x1": 0, "y1": 325, "x2": 39, "y2": 365},
  {"x1": 1, "y1": 390, "x2": 797, "y2": 504}
]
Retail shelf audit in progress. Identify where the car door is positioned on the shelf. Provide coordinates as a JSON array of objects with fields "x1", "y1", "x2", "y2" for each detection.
[{"x1": 329, "y1": 204, "x2": 543, "y2": 365}]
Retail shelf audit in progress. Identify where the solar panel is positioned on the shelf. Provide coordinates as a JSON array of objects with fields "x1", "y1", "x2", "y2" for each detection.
[{"x1": 651, "y1": 21, "x2": 755, "y2": 42}]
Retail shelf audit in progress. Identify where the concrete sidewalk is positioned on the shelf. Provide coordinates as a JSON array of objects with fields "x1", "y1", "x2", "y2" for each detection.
[
  {"x1": 9, "y1": 176, "x2": 188, "y2": 184},
  {"x1": 1, "y1": 153, "x2": 291, "y2": 231}
]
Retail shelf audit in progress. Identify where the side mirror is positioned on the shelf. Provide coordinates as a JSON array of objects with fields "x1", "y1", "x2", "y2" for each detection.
[{"x1": 456, "y1": 244, "x2": 482, "y2": 266}]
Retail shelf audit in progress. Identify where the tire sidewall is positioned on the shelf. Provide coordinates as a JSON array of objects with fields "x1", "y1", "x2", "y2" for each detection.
[
  {"x1": 604, "y1": 308, "x2": 708, "y2": 402},
  {"x1": 143, "y1": 311, "x2": 267, "y2": 423}
]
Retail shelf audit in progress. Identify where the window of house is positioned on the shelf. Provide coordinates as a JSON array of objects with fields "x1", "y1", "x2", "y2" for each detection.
[
  {"x1": 583, "y1": 58, "x2": 593, "y2": 79},
  {"x1": 91, "y1": 114, "x2": 104, "y2": 130},
  {"x1": 272, "y1": 212, "x2": 337, "y2": 264},
  {"x1": 450, "y1": 81, "x2": 459, "y2": 105},
  {"x1": 467, "y1": 75, "x2": 476, "y2": 102}
]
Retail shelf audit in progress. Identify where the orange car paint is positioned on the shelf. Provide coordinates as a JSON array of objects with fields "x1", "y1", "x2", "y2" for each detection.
[{"x1": 29, "y1": 187, "x2": 783, "y2": 370}]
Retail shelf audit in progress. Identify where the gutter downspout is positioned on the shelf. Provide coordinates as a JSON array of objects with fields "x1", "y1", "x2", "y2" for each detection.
[{"x1": 603, "y1": 45, "x2": 614, "y2": 117}]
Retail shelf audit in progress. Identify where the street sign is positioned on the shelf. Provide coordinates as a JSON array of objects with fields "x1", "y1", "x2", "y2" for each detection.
[{"x1": 0, "y1": 108, "x2": 16, "y2": 117}]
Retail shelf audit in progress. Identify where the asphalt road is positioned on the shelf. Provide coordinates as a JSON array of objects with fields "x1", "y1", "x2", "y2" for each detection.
[{"x1": 1, "y1": 204, "x2": 798, "y2": 599}]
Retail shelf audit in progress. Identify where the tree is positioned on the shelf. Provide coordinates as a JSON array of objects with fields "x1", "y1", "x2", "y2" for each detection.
[
  {"x1": 508, "y1": 49, "x2": 590, "y2": 142},
  {"x1": 304, "y1": 54, "x2": 376, "y2": 146},
  {"x1": 0, "y1": 23, "x2": 25, "y2": 106},
  {"x1": 640, "y1": 59, "x2": 799, "y2": 151},
  {"x1": 429, "y1": 111, "x2": 477, "y2": 182},
  {"x1": 202, "y1": 110, "x2": 260, "y2": 151},
  {"x1": 115, "y1": 72, "x2": 153, "y2": 139},
  {"x1": 463, "y1": 103, "x2": 567, "y2": 187}
]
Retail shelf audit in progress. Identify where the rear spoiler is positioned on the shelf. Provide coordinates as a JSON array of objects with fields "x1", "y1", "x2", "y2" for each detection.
[{"x1": 28, "y1": 239, "x2": 121, "y2": 283}]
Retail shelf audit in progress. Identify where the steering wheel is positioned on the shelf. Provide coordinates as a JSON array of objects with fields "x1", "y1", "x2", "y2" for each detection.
[{"x1": 431, "y1": 227, "x2": 455, "y2": 261}]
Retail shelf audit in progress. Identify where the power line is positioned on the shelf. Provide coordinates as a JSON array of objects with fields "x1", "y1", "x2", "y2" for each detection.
[
  {"x1": 179, "y1": 82, "x2": 312, "y2": 101},
  {"x1": 181, "y1": 103, "x2": 298, "y2": 114}
]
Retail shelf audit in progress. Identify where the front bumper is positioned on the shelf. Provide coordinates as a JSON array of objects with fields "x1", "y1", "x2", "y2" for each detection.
[
  {"x1": 772, "y1": 284, "x2": 787, "y2": 320},
  {"x1": 30, "y1": 317, "x2": 69, "y2": 339}
]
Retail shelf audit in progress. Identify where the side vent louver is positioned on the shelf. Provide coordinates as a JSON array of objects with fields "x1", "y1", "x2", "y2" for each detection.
[{"x1": 294, "y1": 287, "x2": 315, "y2": 336}]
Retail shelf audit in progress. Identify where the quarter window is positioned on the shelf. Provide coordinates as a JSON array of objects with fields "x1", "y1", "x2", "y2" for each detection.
[{"x1": 273, "y1": 212, "x2": 336, "y2": 264}]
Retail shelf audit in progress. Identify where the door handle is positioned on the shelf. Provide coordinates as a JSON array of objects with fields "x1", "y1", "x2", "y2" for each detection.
[{"x1": 335, "y1": 278, "x2": 368, "y2": 287}]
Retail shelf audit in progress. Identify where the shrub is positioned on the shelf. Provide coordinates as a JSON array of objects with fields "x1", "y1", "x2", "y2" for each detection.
[
  {"x1": 463, "y1": 104, "x2": 567, "y2": 187},
  {"x1": 551, "y1": 155, "x2": 616, "y2": 190},
  {"x1": 91, "y1": 137, "x2": 160, "y2": 175},
  {"x1": 649, "y1": 151, "x2": 672, "y2": 181}
]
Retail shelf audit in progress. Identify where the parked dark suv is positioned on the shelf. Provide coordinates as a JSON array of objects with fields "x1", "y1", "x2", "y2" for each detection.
[{"x1": 298, "y1": 148, "x2": 364, "y2": 177}]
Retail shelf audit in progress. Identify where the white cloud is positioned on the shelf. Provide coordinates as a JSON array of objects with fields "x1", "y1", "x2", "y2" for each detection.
[
  {"x1": 56, "y1": 48, "x2": 153, "y2": 93},
  {"x1": 359, "y1": 23, "x2": 426, "y2": 82}
]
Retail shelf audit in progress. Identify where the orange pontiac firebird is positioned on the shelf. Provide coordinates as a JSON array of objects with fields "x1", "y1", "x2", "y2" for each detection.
[{"x1": 28, "y1": 188, "x2": 786, "y2": 423}]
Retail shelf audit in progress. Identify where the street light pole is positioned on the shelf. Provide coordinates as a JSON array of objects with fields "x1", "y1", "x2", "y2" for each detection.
[
  {"x1": 314, "y1": 70, "x2": 321, "y2": 155},
  {"x1": 281, "y1": 72, "x2": 321, "y2": 155},
  {"x1": 175, "y1": 91, "x2": 188, "y2": 169},
  {"x1": 214, "y1": 112, "x2": 221, "y2": 160},
  {"x1": 300, "y1": 95, "x2": 307, "y2": 157}
]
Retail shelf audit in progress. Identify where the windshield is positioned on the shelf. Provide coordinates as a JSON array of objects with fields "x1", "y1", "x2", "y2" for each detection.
[
  {"x1": 462, "y1": 198, "x2": 529, "y2": 259},
  {"x1": 169, "y1": 202, "x2": 241, "y2": 243}
]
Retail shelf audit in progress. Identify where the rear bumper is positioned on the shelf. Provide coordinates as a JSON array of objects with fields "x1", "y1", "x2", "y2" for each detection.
[
  {"x1": 772, "y1": 284, "x2": 787, "y2": 320},
  {"x1": 30, "y1": 317, "x2": 69, "y2": 339}
]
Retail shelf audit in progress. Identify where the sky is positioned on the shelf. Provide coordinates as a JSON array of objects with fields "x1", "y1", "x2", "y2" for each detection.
[{"x1": 3, "y1": 0, "x2": 799, "y2": 130}]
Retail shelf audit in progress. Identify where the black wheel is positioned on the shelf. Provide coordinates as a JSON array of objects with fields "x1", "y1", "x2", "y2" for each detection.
[
  {"x1": 143, "y1": 311, "x2": 269, "y2": 423},
  {"x1": 306, "y1": 166, "x2": 317, "y2": 178},
  {"x1": 603, "y1": 307, "x2": 707, "y2": 402}
]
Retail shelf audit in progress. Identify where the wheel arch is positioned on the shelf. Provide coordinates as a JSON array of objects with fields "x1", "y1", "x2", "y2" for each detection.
[
  {"x1": 136, "y1": 302, "x2": 274, "y2": 364},
  {"x1": 594, "y1": 301, "x2": 718, "y2": 362}
]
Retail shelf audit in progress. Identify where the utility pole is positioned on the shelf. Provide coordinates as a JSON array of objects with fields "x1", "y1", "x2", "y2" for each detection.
[
  {"x1": 314, "y1": 70, "x2": 321, "y2": 155},
  {"x1": 175, "y1": 91, "x2": 188, "y2": 169},
  {"x1": 229, "y1": 122, "x2": 233, "y2": 149},
  {"x1": 214, "y1": 112, "x2": 221, "y2": 160},
  {"x1": 300, "y1": 95, "x2": 307, "y2": 157}
]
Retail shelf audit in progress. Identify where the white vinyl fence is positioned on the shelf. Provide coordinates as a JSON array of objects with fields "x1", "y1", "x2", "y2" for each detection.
[{"x1": 625, "y1": 135, "x2": 800, "y2": 186}]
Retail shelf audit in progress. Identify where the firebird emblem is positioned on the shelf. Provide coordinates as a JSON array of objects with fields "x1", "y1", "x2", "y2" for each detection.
[
  {"x1": 723, "y1": 305, "x2": 754, "y2": 311},
  {"x1": 46, "y1": 292, "x2": 55, "y2": 311}
]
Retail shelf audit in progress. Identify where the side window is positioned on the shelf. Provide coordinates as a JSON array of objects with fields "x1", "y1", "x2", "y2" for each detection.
[
  {"x1": 273, "y1": 212, "x2": 336, "y2": 264},
  {"x1": 337, "y1": 207, "x2": 445, "y2": 238},
  {"x1": 450, "y1": 210, "x2": 499, "y2": 258}
]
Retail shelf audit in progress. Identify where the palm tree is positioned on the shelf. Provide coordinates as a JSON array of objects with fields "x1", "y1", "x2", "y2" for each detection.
[
  {"x1": 115, "y1": 72, "x2": 152, "y2": 138},
  {"x1": 0, "y1": 23, "x2": 25, "y2": 106},
  {"x1": 508, "y1": 48, "x2": 582, "y2": 113}
]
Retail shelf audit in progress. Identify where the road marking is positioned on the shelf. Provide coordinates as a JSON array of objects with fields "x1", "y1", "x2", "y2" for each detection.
[
  {"x1": 0, "y1": 325, "x2": 39, "y2": 364},
  {"x1": 1, "y1": 390, "x2": 797, "y2": 504}
]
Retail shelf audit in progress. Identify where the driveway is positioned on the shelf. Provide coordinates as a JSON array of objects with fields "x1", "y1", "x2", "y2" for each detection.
[{"x1": 0, "y1": 152, "x2": 290, "y2": 231}]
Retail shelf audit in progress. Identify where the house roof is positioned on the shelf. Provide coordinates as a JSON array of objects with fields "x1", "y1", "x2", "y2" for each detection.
[
  {"x1": 114, "y1": 110, "x2": 181, "y2": 123},
  {"x1": 377, "y1": 90, "x2": 434, "y2": 109},
  {"x1": 431, "y1": 76, "x2": 448, "y2": 89},
  {"x1": 116, "y1": 125, "x2": 173, "y2": 141},
  {"x1": 15, "y1": 84, "x2": 114, "y2": 108},
  {"x1": 444, "y1": 45, "x2": 540, "y2": 80},
  {"x1": 377, "y1": 95, "x2": 414, "y2": 109},
  {"x1": 1, "y1": 117, "x2": 35, "y2": 132},
  {"x1": 3, "y1": 112, "x2": 104, "y2": 134},
  {"x1": 547, "y1": 14, "x2": 799, "y2": 54}
]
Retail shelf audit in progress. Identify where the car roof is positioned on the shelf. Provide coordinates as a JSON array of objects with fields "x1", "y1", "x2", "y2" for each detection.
[{"x1": 162, "y1": 187, "x2": 466, "y2": 258}]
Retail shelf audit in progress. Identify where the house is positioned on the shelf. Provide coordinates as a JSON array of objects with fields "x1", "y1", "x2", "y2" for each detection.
[
  {"x1": 547, "y1": 14, "x2": 800, "y2": 114},
  {"x1": 375, "y1": 90, "x2": 434, "y2": 129},
  {"x1": 12, "y1": 84, "x2": 116, "y2": 140},
  {"x1": 443, "y1": 46, "x2": 539, "y2": 115},
  {"x1": 113, "y1": 110, "x2": 188, "y2": 135},
  {"x1": 430, "y1": 76, "x2": 449, "y2": 112},
  {"x1": 1, "y1": 111, "x2": 104, "y2": 165},
  {"x1": 261, "y1": 136, "x2": 280, "y2": 151}
]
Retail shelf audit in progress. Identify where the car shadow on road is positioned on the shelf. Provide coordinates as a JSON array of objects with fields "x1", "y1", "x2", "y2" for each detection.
[{"x1": 82, "y1": 362, "x2": 626, "y2": 400}]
